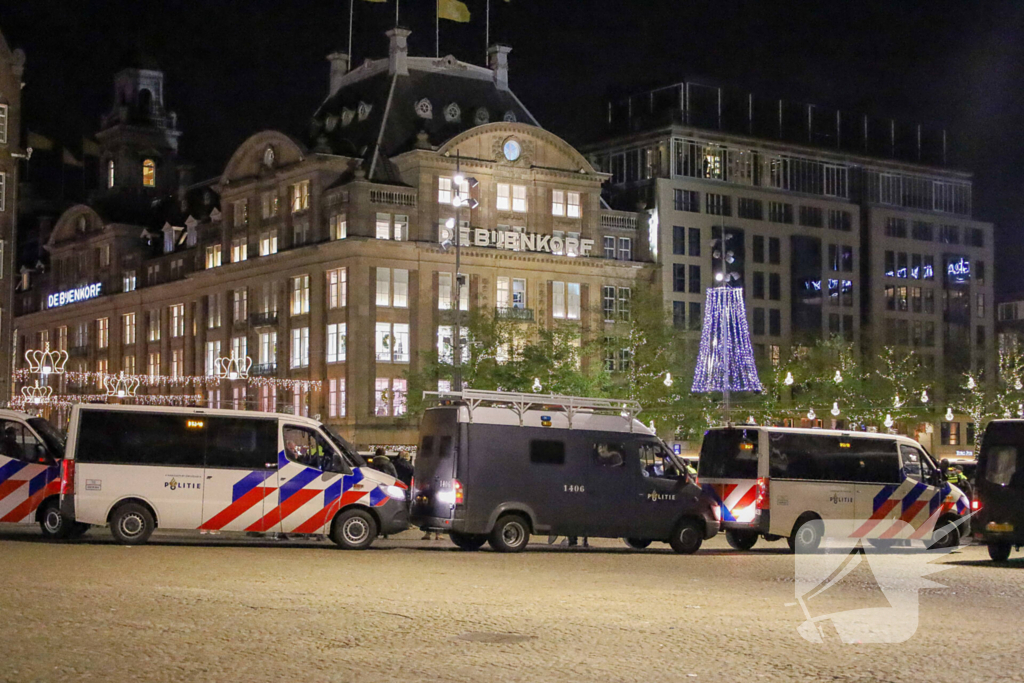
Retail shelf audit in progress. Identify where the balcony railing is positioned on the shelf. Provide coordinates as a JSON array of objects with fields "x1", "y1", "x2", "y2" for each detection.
[
  {"x1": 252, "y1": 363, "x2": 277, "y2": 376},
  {"x1": 600, "y1": 212, "x2": 638, "y2": 231},
  {"x1": 369, "y1": 189, "x2": 417, "y2": 207},
  {"x1": 495, "y1": 307, "x2": 535, "y2": 322},
  {"x1": 249, "y1": 311, "x2": 279, "y2": 327}
]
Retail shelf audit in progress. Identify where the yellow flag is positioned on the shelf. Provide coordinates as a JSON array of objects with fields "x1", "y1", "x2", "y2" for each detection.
[
  {"x1": 439, "y1": 0, "x2": 471, "y2": 22},
  {"x1": 82, "y1": 137, "x2": 101, "y2": 157},
  {"x1": 27, "y1": 131, "x2": 55, "y2": 151}
]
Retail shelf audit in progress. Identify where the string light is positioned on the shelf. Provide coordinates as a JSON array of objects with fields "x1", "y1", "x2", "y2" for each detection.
[
  {"x1": 921, "y1": 390, "x2": 929, "y2": 404},
  {"x1": 532, "y1": 378, "x2": 542, "y2": 392},
  {"x1": 663, "y1": 373, "x2": 673, "y2": 387},
  {"x1": 834, "y1": 371, "x2": 843, "y2": 383},
  {"x1": 967, "y1": 376, "x2": 976, "y2": 390},
  {"x1": 807, "y1": 408, "x2": 816, "y2": 420},
  {"x1": 14, "y1": 368, "x2": 320, "y2": 392},
  {"x1": 691, "y1": 287, "x2": 763, "y2": 393},
  {"x1": 24, "y1": 343, "x2": 69, "y2": 377}
]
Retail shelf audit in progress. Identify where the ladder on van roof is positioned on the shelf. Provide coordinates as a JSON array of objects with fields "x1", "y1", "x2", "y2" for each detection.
[{"x1": 422, "y1": 388, "x2": 643, "y2": 430}]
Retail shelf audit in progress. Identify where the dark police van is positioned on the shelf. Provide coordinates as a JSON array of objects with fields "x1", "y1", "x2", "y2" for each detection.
[
  {"x1": 974, "y1": 420, "x2": 1024, "y2": 561},
  {"x1": 410, "y1": 389, "x2": 718, "y2": 553}
]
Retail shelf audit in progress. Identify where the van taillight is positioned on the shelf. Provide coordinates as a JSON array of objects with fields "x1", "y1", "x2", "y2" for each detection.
[
  {"x1": 60, "y1": 460, "x2": 75, "y2": 495},
  {"x1": 755, "y1": 477, "x2": 769, "y2": 510},
  {"x1": 971, "y1": 499, "x2": 981, "y2": 511},
  {"x1": 453, "y1": 479, "x2": 464, "y2": 505}
]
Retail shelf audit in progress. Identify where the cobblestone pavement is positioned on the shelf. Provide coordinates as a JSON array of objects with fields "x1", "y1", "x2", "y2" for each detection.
[{"x1": 1, "y1": 526, "x2": 1022, "y2": 683}]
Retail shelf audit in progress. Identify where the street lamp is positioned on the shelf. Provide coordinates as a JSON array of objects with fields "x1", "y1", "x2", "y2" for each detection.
[{"x1": 449, "y1": 151, "x2": 478, "y2": 391}]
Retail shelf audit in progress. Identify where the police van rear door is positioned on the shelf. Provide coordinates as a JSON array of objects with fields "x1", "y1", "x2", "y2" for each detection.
[{"x1": 412, "y1": 408, "x2": 459, "y2": 524}]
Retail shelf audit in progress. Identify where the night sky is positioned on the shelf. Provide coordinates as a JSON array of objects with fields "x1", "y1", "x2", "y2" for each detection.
[{"x1": 2, "y1": 1, "x2": 1022, "y2": 292}]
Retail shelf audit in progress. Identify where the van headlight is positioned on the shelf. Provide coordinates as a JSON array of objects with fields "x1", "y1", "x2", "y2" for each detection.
[{"x1": 385, "y1": 485, "x2": 407, "y2": 501}]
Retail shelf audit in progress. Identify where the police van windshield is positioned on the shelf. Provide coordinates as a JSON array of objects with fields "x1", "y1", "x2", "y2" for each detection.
[
  {"x1": 639, "y1": 439, "x2": 689, "y2": 479},
  {"x1": 27, "y1": 418, "x2": 65, "y2": 458},
  {"x1": 323, "y1": 425, "x2": 366, "y2": 467}
]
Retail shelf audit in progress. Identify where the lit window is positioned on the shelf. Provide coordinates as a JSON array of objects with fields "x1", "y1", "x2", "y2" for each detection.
[
  {"x1": 567, "y1": 192, "x2": 581, "y2": 218},
  {"x1": 148, "y1": 311, "x2": 161, "y2": 342},
  {"x1": 291, "y1": 275, "x2": 310, "y2": 315},
  {"x1": 618, "y1": 237, "x2": 632, "y2": 261},
  {"x1": 291, "y1": 180, "x2": 310, "y2": 213},
  {"x1": 232, "y1": 336, "x2": 247, "y2": 361},
  {"x1": 0, "y1": 104, "x2": 7, "y2": 145},
  {"x1": 123, "y1": 355, "x2": 136, "y2": 375},
  {"x1": 496, "y1": 277, "x2": 509, "y2": 309},
  {"x1": 207, "y1": 293, "x2": 222, "y2": 329},
  {"x1": 497, "y1": 183, "x2": 510, "y2": 211},
  {"x1": 327, "y1": 268, "x2": 347, "y2": 309},
  {"x1": 141, "y1": 159, "x2": 156, "y2": 187},
  {"x1": 394, "y1": 215, "x2": 408, "y2": 241},
  {"x1": 567, "y1": 282, "x2": 581, "y2": 320},
  {"x1": 376, "y1": 213, "x2": 391, "y2": 240},
  {"x1": 552, "y1": 190, "x2": 565, "y2": 217},
  {"x1": 331, "y1": 213, "x2": 347, "y2": 240},
  {"x1": 259, "y1": 331, "x2": 277, "y2": 365},
  {"x1": 438, "y1": 272, "x2": 453, "y2": 310},
  {"x1": 148, "y1": 352, "x2": 161, "y2": 378},
  {"x1": 123, "y1": 270, "x2": 137, "y2": 292},
  {"x1": 205, "y1": 244, "x2": 222, "y2": 269},
  {"x1": 259, "y1": 230, "x2": 278, "y2": 256},
  {"x1": 377, "y1": 267, "x2": 391, "y2": 306},
  {"x1": 376, "y1": 322, "x2": 392, "y2": 362},
  {"x1": 512, "y1": 278, "x2": 526, "y2": 309},
  {"x1": 552, "y1": 281, "x2": 566, "y2": 318},
  {"x1": 259, "y1": 384, "x2": 277, "y2": 412},
  {"x1": 438, "y1": 177, "x2": 452, "y2": 204},
  {"x1": 170, "y1": 304, "x2": 185, "y2": 338},
  {"x1": 290, "y1": 327, "x2": 309, "y2": 368},
  {"x1": 232, "y1": 386, "x2": 246, "y2": 410},
  {"x1": 327, "y1": 323, "x2": 347, "y2": 363},
  {"x1": 261, "y1": 192, "x2": 279, "y2": 219},
  {"x1": 231, "y1": 236, "x2": 247, "y2": 263},
  {"x1": 171, "y1": 350, "x2": 183, "y2": 378},
  {"x1": 328, "y1": 378, "x2": 346, "y2": 417},
  {"x1": 233, "y1": 289, "x2": 248, "y2": 322},
  {"x1": 512, "y1": 185, "x2": 527, "y2": 212},
  {"x1": 393, "y1": 269, "x2": 409, "y2": 308},
  {"x1": 107, "y1": 160, "x2": 115, "y2": 188},
  {"x1": 122, "y1": 313, "x2": 136, "y2": 345},
  {"x1": 205, "y1": 340, "x2": 221, "y2": 374}
]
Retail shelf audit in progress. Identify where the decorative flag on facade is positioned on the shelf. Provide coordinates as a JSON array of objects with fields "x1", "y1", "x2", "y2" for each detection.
[
  {"x1": 439, "y1": 0, "x2": 471, "y2": 22},
  {"x1": 691, "y1": 287, "x2": 763, "y2": 394}
]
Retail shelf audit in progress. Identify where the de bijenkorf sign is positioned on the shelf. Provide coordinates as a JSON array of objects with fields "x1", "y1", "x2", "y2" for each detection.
[{"x1": 47, "y1": 283, "x2": 103, "y2": 309}]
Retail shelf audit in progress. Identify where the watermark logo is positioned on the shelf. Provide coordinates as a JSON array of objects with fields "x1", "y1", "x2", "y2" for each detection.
[{"x1": 791, "y1": 517, "x2": 969, "y2": 644}]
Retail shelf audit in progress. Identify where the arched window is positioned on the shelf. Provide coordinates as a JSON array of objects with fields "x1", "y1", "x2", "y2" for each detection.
[
  {"x1": 107, "y1": 160, "x2": 115, "y2": 189},
  {"x1": 142, "y1": 159, "x2": 156, "y2": 188}
]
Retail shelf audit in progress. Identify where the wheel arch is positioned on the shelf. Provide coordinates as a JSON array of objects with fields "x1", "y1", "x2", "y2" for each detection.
[
  {"x1": 331, "y1": 502, "x2": 381, "y2": 534},
  {"x1": 106, "y1": 497, "x2": 159, "y2": 528},
  {"x1": 34, "y1": 493, "x2": 62, "y2": 523},
  {"x1": 485, "y1": 503, "x2": 538, "y2": 534}
]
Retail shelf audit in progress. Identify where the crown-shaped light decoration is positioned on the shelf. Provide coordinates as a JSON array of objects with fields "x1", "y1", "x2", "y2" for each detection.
[
  {"x1": 25, "y1": 343, "x2": 69, "y2": 377},
  {"x1": 104, "y1": 372, "x2": 141, "y2": 398},
  {"x1": 215, "y1": 353, "x2": 253, "y2": 381},
  {"x1": 21, "y1": 381, "x2": 53, "y2": 406}
]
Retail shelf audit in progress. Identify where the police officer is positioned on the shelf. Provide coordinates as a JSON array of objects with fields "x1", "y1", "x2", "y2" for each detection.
[{"x1": 942, "y1": 459, "x2": 972, "y2": 500}]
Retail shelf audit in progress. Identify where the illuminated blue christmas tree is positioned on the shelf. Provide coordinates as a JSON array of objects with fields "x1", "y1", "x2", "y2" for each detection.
[{"x1": 691, "y1": 287, "x2": 763, "y2": 395}]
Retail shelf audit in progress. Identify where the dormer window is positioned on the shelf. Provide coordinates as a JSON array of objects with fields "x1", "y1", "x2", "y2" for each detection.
[
  {"x1": 107, "y1": 160, "x2": 115, "y2": 189},
  {"x1": 142, "y1": 159, "x2": 156, "y2": 187}
]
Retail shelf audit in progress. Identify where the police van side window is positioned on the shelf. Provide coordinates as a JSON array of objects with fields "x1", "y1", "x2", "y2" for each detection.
[
  {"x1": 593, "y1": 442, "x2": 624, "y2": 468},
  {"x1": 530, "y1": 440, "x2": 565, "y2": 465},
  {"x1": 205, "y1": 417, "x2": 277, "y2": 470},
  {"x1": 0, "y1": 420, "x2": 47, "y2": 464},
  {"x1": 419, "y1": 435, "x2": 435, "y2": 458},
  {"x1": 769, "y1": 433, "x2": 898, "y2": 483},
  {"x1": 899, "y1": 445, "x2": 934, "y2": 482},
  {"x1": 699, "y1": 428, "x2": 758, "y2": 478},
  {"x1": 76, "y1": 411, "x2": 205, "y2": 467},
  {"x1": 283, "y1": 425, "x2": 345, "y2": 472}
]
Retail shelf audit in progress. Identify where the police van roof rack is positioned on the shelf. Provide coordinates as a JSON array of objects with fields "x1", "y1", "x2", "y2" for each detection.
[{"x1": 422, "y1": 388, "x2": 643, "y2": 431}]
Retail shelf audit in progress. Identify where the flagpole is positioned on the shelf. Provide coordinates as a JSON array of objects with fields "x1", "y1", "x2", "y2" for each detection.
[
  {"x1": 395, "y1": 0, "x2": 399, "y2": 27},
  {"x1": 436, "y1": 0, "x2": 440, "y2": 57},
  {"x1": 348, "y1": 0, "x2": 354, "y2": 59},
  {"x1": 486, "y1": 0, "x2": 490, "y2": 62}
]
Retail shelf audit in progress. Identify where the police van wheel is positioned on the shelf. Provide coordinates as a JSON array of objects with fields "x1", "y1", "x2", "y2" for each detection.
[
  {"x1": 989, "y1": 543, "x2": 1012, "y2": 562},
  {"x1": 110, "y1": 503, "x2": 155, "y2": 545},
  {"x1": 624, "y1": 538, "x2": 652, "y2": 550},
  {"x1": 791, "y1": 517, "x2": 823, "y2": 554},
  {"x1": 489, "y1": 514, "x2": 531, "y2": 553},
  {"x1": 39, "y1": 500, "x2": 70, "y2": 540},
  {"x1": 927, "y1": 518, "x2": 960, "y2": 550},
  {"x1": 669, "y1": 519, "x2": 703, "y2": 554},
  {"x1": 726, "y1": 529, "x2": 758, "y2": 551},
  {"x1": 450, "y1": 531, "x2": 487, "y2": 551},
  {"x1": 331, "y1": 509, "x2": 378, "y2": 550}
]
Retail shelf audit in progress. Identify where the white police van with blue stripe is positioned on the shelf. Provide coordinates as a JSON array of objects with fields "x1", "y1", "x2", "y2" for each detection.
[{"x1": 60, "y1": 404, "x2": 408, "y2": 548}]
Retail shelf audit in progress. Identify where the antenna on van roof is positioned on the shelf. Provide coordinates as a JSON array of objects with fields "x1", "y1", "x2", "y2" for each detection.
[{"x1": 422, "y1": 388, "x2": 643, "y2": 431}]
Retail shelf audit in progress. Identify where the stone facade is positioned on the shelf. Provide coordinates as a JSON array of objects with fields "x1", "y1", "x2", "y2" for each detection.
[{"x1": 0, "y1": 27, "x2": 25, "y2": 405}]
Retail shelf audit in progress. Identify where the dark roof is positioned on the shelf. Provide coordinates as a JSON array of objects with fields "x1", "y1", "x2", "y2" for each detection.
[{"x1": 312, "y1": 61, "x2": 536, "y2": 172}]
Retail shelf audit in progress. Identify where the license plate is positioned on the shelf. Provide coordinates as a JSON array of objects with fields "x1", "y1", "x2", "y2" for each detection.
[{"x1": 987, "y1": 522, "x2": 1014, "y2": 533}]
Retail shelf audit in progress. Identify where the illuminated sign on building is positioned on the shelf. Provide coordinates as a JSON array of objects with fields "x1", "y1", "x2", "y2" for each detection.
[
  {"x1": 47, "y1": 283, "x2": 103, "y2": 309},
  {"x1": 441, "y1": 226, "x2": 595, "y2": 257},
  {"x1": 945, "y1": 256, "x2": 970, "y2": 284}
]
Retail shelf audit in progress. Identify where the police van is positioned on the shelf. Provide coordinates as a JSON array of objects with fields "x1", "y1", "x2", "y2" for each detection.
[
  {"x1": 0, "y1": 408, "x2": 78, "y2": 538},
  {"x1": 698, "y1": 426, "x2": 970, "y2": 552},
  {"x1": 59, "y1": 404, "x2": 409, "y2": 548},
  {"x1": 973, "y1": 419, "x2": 1024, "y2": 561},
  {"x1": 410, "y1": 389, "x2": 718, "y2": 553}
]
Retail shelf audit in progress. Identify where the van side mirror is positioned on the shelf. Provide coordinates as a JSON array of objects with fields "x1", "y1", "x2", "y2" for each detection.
[{"x1": 34, "y1": 443, "x2": 51, "y2": 465}]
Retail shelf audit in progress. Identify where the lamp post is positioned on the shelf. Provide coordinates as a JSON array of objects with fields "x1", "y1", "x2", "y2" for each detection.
[{"x1": 449, "y1": 152, "x2": 478, "y2": 391}]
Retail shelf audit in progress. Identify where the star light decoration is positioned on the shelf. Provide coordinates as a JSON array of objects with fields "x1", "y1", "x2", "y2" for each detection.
[
  {"x1": 21, "y1": 381, "x2": 53, "y2": 406},
  {"x1": 25, "y1": 343, "x2": 69, "y2": 377},
  {"x1": 214, "y1": 353, "x2": 253, "y2": 381},
  {"x1": 691, "y1": 288, "x2": 763, "y2": 394},
  {"x1": 104, "y1": 372, "x2": 141, "y2": 398}
]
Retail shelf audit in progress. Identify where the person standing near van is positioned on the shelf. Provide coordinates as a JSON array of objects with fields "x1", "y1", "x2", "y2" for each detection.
[{"x1": 942, "y1": 459, "x2": 972, "y2": 500}]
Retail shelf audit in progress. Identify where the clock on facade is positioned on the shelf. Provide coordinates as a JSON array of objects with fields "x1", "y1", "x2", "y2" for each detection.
[{"x1": 503, "y1": 138, "x2": 521, "y2": 162}]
